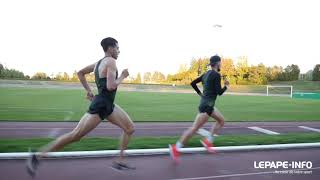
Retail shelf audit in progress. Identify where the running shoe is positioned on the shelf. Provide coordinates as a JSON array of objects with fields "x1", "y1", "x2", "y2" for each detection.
[
  {"x1": 112, "y1": 161, "x2": 136, "y2": 170},
  {"x1": 200, "y1": 138, "x2": 215, "y2": 153},
  {"x1": 168, "y1": 144, "x2": 180, "y2": 163},
  {"x1": 26, "y1": 149, "x2": 39, "y2": 177}
]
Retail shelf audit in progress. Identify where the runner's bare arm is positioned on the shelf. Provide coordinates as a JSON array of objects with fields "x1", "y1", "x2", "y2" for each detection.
[
  {"x1": 106, "y1": 59, "x2": 129, "y2": 91},
  {"x1": 77, "y1": 63, "x2": 95, "y2": 98}
]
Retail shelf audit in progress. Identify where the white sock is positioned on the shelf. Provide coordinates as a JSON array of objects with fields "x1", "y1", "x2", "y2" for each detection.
[
  {"x1": 207, "y1": 135, "x2": 214, "y2": 143},
  {"x1": 176, "y1": 141, "x2": 183, "y2": 149}
]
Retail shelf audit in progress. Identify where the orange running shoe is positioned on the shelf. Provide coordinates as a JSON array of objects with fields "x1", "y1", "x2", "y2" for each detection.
[{"x1": 169, "y1": 144, "x2": 180, "y2": 163}]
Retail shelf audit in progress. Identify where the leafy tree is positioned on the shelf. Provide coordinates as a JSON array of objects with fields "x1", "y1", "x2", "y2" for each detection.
[
  {"x1": 63, "y1": 72, "x2": 70, "y2": 81},
  {"x1": 221, "y1": 58, "x2": 237, "y2": 84},
  {"x1": 166, "y1": 74, "x2": 175, "y2": 82},
  {"x1": 266, "y1": 66, "x2": 282, "y2": 81},
  {"x1": 0, "y1": 64, "x2": 25, "y2": 79},
  {"x1": 279, "y1": 64, "x2": 300, "y2": 81},
  {"x1": 236, "y1": 56, "x2": 250, "y2": 84},
  {"x1": 312, "y1": 64, "x2": 320, "y2": 81},
  {"x1": 143, "y1": 72, "x2": 152, "y2": 83},
  {"x1": 55, "y1": 72, "x2": 63, "y2": 80},
  {"x1": 0, "y1": 63, "x2": 3, "y2": 77},
  {"x1": 189, "y1": 58, "x2": 209, "y2": 76},
  {"x1": 71, "y1": 71, "x2": 79, "y2": 81},
  {"x1": 32, "y1": 72, "x2": 48, "y2": 80},
  {"x1": 248, "y1": 63, "x2": 267, "y2": 85},
  {"x1": 151, "y1": 71, "x2": 165, "y2": 83},
  {"x1": 133, "y1": 73, "x2": 142, "y2": 84}
]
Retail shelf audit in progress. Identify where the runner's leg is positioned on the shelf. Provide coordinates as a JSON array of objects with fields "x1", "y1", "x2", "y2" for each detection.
[
  {"x1": 210, "y1": 107, "x2": 225, "y2": 136},
  {"x1": 107, "y1": 104, "x2": 135, "y2": 162},
  {"x1": 179, "y1": 113, "x2": 209, "y2": 146},
  {"x1": 39, "y1": 113, "x2": 101, "y2": 157}
]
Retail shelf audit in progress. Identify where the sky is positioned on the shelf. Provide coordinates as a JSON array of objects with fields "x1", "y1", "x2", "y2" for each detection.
[{"x1": 0, "y1": 0, "x2": 319, "y2": 77}]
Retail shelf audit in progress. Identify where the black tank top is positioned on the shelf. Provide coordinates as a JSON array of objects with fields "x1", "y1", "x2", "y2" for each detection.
[{"x1": 94, "y1": 58, "x2": 118, "y2": 103}]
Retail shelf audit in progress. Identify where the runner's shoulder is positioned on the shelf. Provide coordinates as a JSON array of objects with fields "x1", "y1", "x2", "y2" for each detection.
[
  {"x1": 102, "y1": 57, "x2": 117, "y2": 68},
  {"x1": 208, "y1": 70, "x2": 221, "y2": 78}
]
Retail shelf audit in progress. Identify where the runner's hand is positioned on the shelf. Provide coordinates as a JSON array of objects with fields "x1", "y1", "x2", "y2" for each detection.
[
  {"x1": 223, "y1": 77, "x2": 230, "y2": 87},
  {"x1": 121, "y1": 69, "x2": 129, "y2": 78},
  {"x1": 224, "y1": 79, "x2": 230, "y2": 87},
  {"x1": 86, "y1": 91, "x2": 94, "y2": 101}
]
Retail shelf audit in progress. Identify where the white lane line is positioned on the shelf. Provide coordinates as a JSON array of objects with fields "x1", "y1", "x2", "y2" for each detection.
[
  {"x1": 248, "y1": 126, "x2": 280, "y2": 135},
  {"x1": 169, "y1": 167, "x2": 320, "y2": 180},
  {"x1": 0, "y1": 125, "x2": 304, "y2": 130},
  {"x1": 0, "y1": 127, "x2": 214, "y2": 130},
  {"x1": 299, "y1": 126, "x2": 320, "y2": 133}
]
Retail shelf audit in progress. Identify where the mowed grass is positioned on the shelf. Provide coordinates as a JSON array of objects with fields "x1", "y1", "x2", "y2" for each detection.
[
  {"x1": 0, "y1": 133, "x2": 319, "y2": 152},
  {"x1": 0, "y1": 87, "x2": 320, "y2": 122}
]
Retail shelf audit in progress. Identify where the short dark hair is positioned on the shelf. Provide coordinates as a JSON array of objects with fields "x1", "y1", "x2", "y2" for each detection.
[{"x1": 101, "y1": 37, "x2": 118, "y2": 52}]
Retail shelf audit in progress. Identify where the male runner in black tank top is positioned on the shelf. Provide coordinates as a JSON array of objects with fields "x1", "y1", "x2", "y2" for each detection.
[
  {"x1": 169, "y1": 55, "x2": 229, "y2": 163},
  {"x1": 87, "y1": 58, "x2": 118, "y2": 119},
  {"x1": 27, "y1": 37, "x2": 135, "y2": 176}
]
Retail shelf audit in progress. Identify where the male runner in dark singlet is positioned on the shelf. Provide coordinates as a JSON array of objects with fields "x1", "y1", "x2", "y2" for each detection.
[
  {"x1": 27, "y1": 37, "x2": 135, "y2": 176},
  {"x1": 169, "y1": 55, "x2": 229, "y2": 163}
]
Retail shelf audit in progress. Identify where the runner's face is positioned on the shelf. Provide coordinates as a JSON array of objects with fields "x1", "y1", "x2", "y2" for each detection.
[
  {"x1": 212, "y1": 62, "x2": 221, "y2": 72},
  {"x1": 111, "y1": 43, "x2": 120, "y2": 59},
  {"x1": 217, "y1": 62, "x2": 221, "y2": 72}
]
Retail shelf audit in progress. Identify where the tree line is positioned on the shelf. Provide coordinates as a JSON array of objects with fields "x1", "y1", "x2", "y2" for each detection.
[
  {"x1": 1, "y1": 59, "x2": 320, "y2": 84},
  {"x1": 0, "y1": 64, "x2": 28, "y2": 79},
  {"x1": 127, "y1": 57, "x2": 319, "y2": 85}
]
